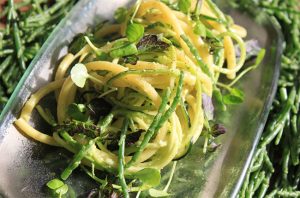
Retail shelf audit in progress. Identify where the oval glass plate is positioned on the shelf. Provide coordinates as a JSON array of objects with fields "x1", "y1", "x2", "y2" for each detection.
[{"x1": 0, "y1": 0, "x2": 282, "y2": 197}]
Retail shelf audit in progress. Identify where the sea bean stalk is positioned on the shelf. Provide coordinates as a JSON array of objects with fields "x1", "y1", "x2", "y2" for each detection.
[
  {"x1": 232, "y1": 0, "x2": 300, "y2": 197},
  {"x1": 0, "y1": 0, "x2": 77, "y2": 110}
]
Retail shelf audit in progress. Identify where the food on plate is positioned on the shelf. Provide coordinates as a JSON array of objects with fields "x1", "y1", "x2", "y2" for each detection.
[{"x1": 15, "y1": 0, "x2": 264, "y2": 197}]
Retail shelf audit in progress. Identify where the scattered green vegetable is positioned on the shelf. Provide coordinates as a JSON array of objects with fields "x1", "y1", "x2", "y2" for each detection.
[
  {"x1": 126, "y1": 23, "x2": 145, "y2": 43},
  {"x1": 70, "y1": 63, "x2": 103, "y2": 88},
  {"x1": 178, "y1": 0, "x2": 192, "y2": 14},
  {"x1": 47, "y1": 178, "x2": 69, "y2": 197},
  {"x1": 118, "y1": 118, "x2": 130, "y2": 198},
  {"x1": 233, "y1": 0, "x2": 300, "y2": 197}
]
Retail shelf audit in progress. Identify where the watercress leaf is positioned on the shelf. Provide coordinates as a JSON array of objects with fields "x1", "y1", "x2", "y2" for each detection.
[
  {"x1": 202, "y1": 93, "x2": 214, "y2": 120},
  {"x1": 148, "y1": 189, "x2": 171, "y2": 197},
  {"x1": 126, "y1": 23, "x2": 144, "y2": 43},
  {"x1": 230, "y1": 88, "x2": 245, "y2": 99},
  {"x1": 71, "y1": 63, "x2": 89, "y2": 88},
  {"x1": 223, "y1": 94, "x2": 243, "y2": 105},
  {"x1": 47, "y1": 178, "x2": 64, "y2": 190},
  {"x1": 67, "y1": 103, "x2": 89, "y2": 122},
  {"x1": 110, "y1": 43, "x2": 138, "y2": 58},
  {"x1": 69, "y1": 34, "x2": 87, "y2": 54},
  {"x1": 134, "y1": 168, "x2": 161, "y2": 187},
  {"x1": 114, "y1": 7, "x2": 128, "y2": 23},
  {"x1": 212, "y1": 88, "x2": 226, "y2": 111},
  {"x1": 194, "y1": 20, "x2": 206, "y2": 37},
  {"x1": 112, "y1": 40, "x2": 130, "y2": 50},
  {"x1": 178, "y1": 0, "x2": 192, "y2": 14},
  {"x1": 55, "y1": 184, "x2": 69, "y2": 195},
  {"x1": 95, "y1": 52, "x2": 110, "y2": 61},
  {"x1": 223, "y1": 88, "x2": 245, "y2": 105},
  {"x1": 123, "y1": 55, "x2": 139, "y2": 65},
  {"x1": 137, "y1": 34, "x2": 170, "y2": 53}
]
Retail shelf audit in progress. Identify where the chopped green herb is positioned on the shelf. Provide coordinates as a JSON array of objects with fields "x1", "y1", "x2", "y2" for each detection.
[
  {"x1": 194, "y1": 20, "x2": 207, "y2": 37},
  {"x1": 223, "y1": 88, "x2": 245, "y2": 105},
  {"x1": 47, "y1": 179, "x2": 69, "y2": 197},
  {"x1": 109, "y1": 43, "x2": 138, "y2": 58},
  {"x1": 126, "y1": 23, "x2": 144, "y2": 43},
  {"x1": 47, "y1": 179, "x2": 64, "y2": 190},
  {"x1": 134, "y1": 168, "x2": 161, "y2": 187},
  {"x1": 148, "y1": 188, "x2": 171, "y2": 197},
  {"x1": 212, "y1": 88, "x2": 226, "y2": 111},
  {"x1": 178, "y1": 0, "x2": 192, "y2": 14},
  {"x1": 69, "y1": 33, "x2": 87, "y2": 54},
  {"x1": 70, "y1": 63, "x2": 89, "y2": 88},
  {"x1": 67, "y1": 103, "x2": 89, "y2": 122},
  {"x1": 70, "y1": 63, "x2": 104, "y2": 88}
]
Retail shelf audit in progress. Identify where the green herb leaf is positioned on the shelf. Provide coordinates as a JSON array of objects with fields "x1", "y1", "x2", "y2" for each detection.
[
  {"x1": 126, "y1": 23, "x2": 144, "y2": 43},
  {"x1": 110, "y1": 43, "x2": 138, "y2": 58},
  {"x1": 123, "y1": 55, "x2": 139, "y2": 65},
  {"x1": 47, "y1": 178, "x2": 64, "y2": 190},
  {"x1": 69, "y1": 34, "x2": 87, "y2": 54},
  {"x1": 70, "y1": 63, "x2": 89, "y2": 88},
  {"x1": 223, "y1": 94, "x2": 243, "y2": 104},
  {"x1": 148, "y1": 189, "x2": 171, "y2": 197},
  {"x1": 194, "y1": 20, "x2": 206, "y2": 37},
  {"x1": 114, "y1": 7, "x2": 128, "y2": 23},
  {"x1": 67, "y1": 103, "x2": 89, "y2": 122},
  {"x1": 212, "y1": 88, "x2": 226, "y2": 111},
  {"x1": 55, "y1": 184, "x2": 69, "y2": 195},
  {"x1": 231, "y1": 88, "x2": 245, "y2": 99},
  {"x1": 112, "y1": 40, "x2": 129, "y2": 49},
  {"x1": 95, "y1": 52, "x2": 110, "y2": 61},
  {"x1": 134, "y1": 168, "x2": 161, "y2": 187},
  {"x1": 223, "y1": 88, "x2": 245, "y2": 105},
  {"x1": 178, "y1": 0, "x2": 192, "y2": 14}
]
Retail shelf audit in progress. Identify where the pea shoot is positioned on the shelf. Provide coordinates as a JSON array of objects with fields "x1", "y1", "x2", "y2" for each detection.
[{"x1": 70, "y1": 63, "x2": 103, "y2": 88}]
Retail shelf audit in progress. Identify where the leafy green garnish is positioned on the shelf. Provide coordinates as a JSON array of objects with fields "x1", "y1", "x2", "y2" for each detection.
[
  {"x1": 55, "y1": 184, "x2": 69, "y2": 195},
  {"x1": 126, "y1": 23, "x2": 144, "y2": 43},
  {"x1": 70, "y1": 63, "x2": 103, "y2": 88},
  {"x1": 112, "y1": 40, "x2": 129, "y2": 49},
  {"x1": 69, "y1": 34, "x2": 87, "y2": 54},
  {"x1": 223, "y1": 88, "x2": 245, "y2": 105},
  {"x1": 67, "y1": 103, "x2": 88, "y2": 122},
  {"x1": 134, "y1": 168, "x2": 161, "y2": 187},
  {"x1": 114, "y1": 7, "x2": 128, "y2": 23},
  {"x1": 47, "y1": 179, "x2": 69, "y2": 197},
  {"x1": 47, "y1": 179, "x2": 64, "y2": 190},
  {"x1": 178, "y1": 0, "x2": 192, "y2": 14},
  {"x1": 148, "y1": 188, "x2": 171, "y2": 197},
  {"x1": 110, "y1": 43, "x2": 138, "y2": 58},
  {"x1": 70, "y1": 63, "x2": 89, "y2": 88},
  {"x1": 194, "y1": 20, "x2": 207, "y2": 37},
  {"x1": 212, "y1": 88, "x2": 226, "y2": 111},
  {"x1": 123, "y1": 55, "x2": 139, "y2": 65}
]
